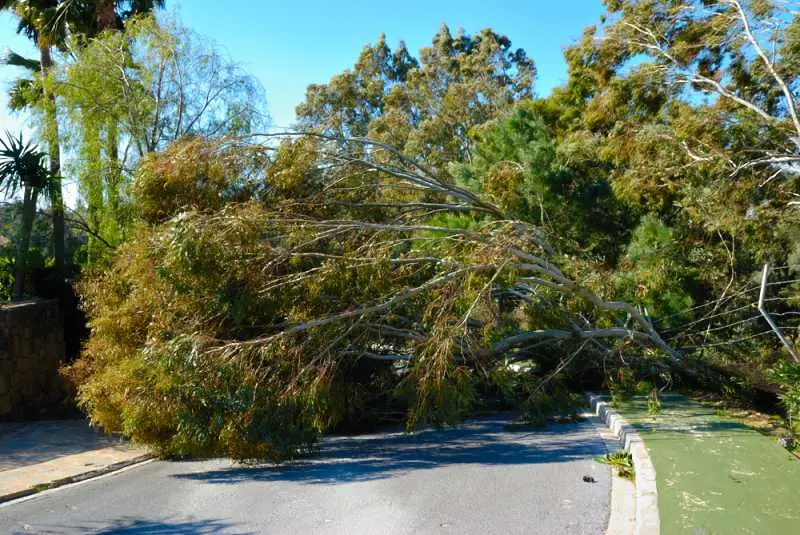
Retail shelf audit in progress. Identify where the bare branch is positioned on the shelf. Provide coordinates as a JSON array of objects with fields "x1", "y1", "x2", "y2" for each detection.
[{"x1": 725, "y1": 0, "x2": 800, "y2": 142}]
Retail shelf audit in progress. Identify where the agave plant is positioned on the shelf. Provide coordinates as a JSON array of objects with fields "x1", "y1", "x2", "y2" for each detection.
[{"x1": 0, "y1": 131, "x2": 54, "y2": 299}]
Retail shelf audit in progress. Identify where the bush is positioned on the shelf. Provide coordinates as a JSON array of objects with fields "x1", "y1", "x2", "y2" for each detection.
[{"x1": 769, "y1": 361, "x2": 800, "y2": 435}]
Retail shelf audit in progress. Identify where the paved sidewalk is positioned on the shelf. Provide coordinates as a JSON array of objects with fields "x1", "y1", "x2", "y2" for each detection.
[{"x1": 0, "y1": 419, "x2": 149, "y2": 502}]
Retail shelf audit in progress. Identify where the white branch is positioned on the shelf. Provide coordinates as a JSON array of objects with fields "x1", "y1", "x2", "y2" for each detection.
[{"x1": 726, "y1": 0, "x2": 800, "y2": 142}]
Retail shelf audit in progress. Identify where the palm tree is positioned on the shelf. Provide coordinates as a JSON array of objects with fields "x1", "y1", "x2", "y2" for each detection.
[
  {"x1": 50, "y1": 0, "x2": 165, "y2": 34},
  {"x1": 94, "y1": 0, "x2": 165, "y2": 31},
  {"x1": 0, "y1": 132, "x2": 55, "y2": 300},
  {"x1": 0, "y1": 0, "x2": 68, "y2": 276},
  {"x1": 1, "y1": 0, "x2": 165, "y2": 273}
]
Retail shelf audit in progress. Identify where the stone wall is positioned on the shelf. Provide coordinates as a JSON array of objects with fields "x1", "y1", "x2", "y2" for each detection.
[{"x1": 0, "y1": 300, "x2": 67, "y2": 419}]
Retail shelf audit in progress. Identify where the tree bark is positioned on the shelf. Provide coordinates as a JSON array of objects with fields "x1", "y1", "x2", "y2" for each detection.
[
  {"x1": 39, "y1": 45, "x2": 66, "y2": 277},
  {"x1": 82, "y1": 118, "x2": 104, "y2": 264},
  {"x1": 96, "y1": 0, "x2": 117, "y2": 30},
  {"x1": 13, "y1": 187, "x2": 38, "y2": 300},
  {"x1": 106, "y1": 117, "x2": 121, "y2": 215}
]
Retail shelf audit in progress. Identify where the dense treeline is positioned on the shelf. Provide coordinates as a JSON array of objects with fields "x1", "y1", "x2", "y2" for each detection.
[{"x1": 2, "y1": 1, "x2": 799, "y2": 458}]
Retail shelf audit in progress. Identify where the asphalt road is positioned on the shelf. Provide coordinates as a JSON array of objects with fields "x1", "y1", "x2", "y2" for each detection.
[{"x1": 0, "y1": 416, "x2": 611, "y2": 534}]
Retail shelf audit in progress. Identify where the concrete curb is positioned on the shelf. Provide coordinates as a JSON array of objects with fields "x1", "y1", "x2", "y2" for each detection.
[
  {"x1": 0, "y1": 453, "x2": 153, "y2": 505},
  {"x1": 588, "y1": 393, "x2": 660, "y2": 535}
]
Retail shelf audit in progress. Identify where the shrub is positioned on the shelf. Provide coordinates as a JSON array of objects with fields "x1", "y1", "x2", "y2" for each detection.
[{"x1": 769, "y1": 361, "x2": 800, "y2": 435}]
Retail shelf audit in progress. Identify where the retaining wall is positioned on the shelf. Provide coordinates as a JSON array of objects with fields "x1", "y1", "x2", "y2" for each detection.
[{"x1": 0, "y1": 300, "x2": 67, "y2": 419}]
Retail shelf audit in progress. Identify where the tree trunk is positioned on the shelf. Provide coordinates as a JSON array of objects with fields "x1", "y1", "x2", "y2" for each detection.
[
  {"x1": 90, "y1": 1, "x2": 120, "y2": 256},
  {"x1": 13, "y1": 187, "x2": 38, "y2": 301},
  {"x1": 82, "y1": 117, "x2": 104, "y2": 265},
  {"x1": 39, "y1": 46, "x2": 66, "y2": 276},
  {"x1": 106, "y1": 117, "x2": 121, "y2": 223},
  {"x1": 96, "y1": 1, "x2": 117, "y2": 30}
]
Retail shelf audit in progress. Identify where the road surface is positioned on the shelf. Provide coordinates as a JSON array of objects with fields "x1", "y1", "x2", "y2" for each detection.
[{"x1": 0, "y1": 416, "x2": 611, "y2": 534}]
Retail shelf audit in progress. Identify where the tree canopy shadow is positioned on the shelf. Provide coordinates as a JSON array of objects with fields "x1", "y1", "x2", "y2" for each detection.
[
  {"x1": 172, "y1": 417, "x2": 607, "y2": 486},
  {"x1": 23, "y1": 516, "x2": 250, "y2": 534}
]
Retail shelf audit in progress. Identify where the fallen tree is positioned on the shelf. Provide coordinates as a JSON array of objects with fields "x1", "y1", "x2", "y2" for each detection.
[{"x1": 68, "y1": 134, "x2": 678, "y2": 460}]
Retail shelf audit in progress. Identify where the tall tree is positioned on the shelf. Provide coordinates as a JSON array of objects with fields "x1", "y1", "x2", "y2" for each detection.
[
  {"x1": 297, "y1": 33, "x2": 418, "y2": 138},
  {"x1": 57, "y1": 15, "x2": 267, "y2": 261},
  {"x1": 601, "y1": 0, "x2": 800, "y2": 181},
  {"x1": 0, "y1": 0, "x2": 68, "y2": 275},
  {"x1": 297, "y1": 25, "x2": 535, "y2": 176},
  {"x1": 455, "y1": 101, "x2": 633, "y2": 262},
  {"x1": 1, "y1": 0, "x2": 167, "y2": 270},
  {"x1": 63, "y1": 0, "x2": 165, "y2": 263},
  {"x1": 526, "y1": 0, "x2": 800, "y2": 390}
]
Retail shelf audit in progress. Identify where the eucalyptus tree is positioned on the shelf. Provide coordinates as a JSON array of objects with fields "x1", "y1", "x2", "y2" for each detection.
[
  {"x1": 599, "y1": 0, "x2": 800, "y2": 182},
  {"x1": 522, "y1": 0, "x2": 800, "y2": 394},
  {"x1": 297, "y1": 33, "x2": 418, "y2": 138},
  {"x1": 554, "y1": 0, "x2": 800, "y2": 226}
]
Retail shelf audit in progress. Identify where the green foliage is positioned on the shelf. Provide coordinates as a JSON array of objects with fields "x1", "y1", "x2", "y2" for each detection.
[
  {"x1": 297, "y1": 25, "x2": 534, "y2": 177},
  {"x1": 769, "y1": 362, "x2": 800, "y2": 434},
  {"x1": 545, "y1": 2, "x2": 800, "y2": 397},
  {"x1": 597, "y1": 450, "x2": 635, "y2": 480},
  {"x1": 0, "y1": 257, "x2": 14, "y2": 302},
  {"x1": 71, "y1": 126, "x2": 646, "y2": 460},
  {"x1": 458, "y1": 103, "x2": 558, "y2": 221},
  {"x1": 608, "y1": 367, "x2": 636, "y2": 404},
  {"x1": 517, "y1": 379, "x2": 586, "y2": 427},
  {"x1": 634, "y1": 380, "x2": 653, "y2": 396},
  {"x1": 69, "y1": 210, "x2": 327, "y2": 460},
  {"x1": 458, "y1": 101, "x2": 632, "y2": 261},
  {"x1": 62, "y1": 0, "x2": 800, "y2": 461},
  {"x1": 0, "y1": 131, "x2": 58, "y2": 299},
  {"x1": 647, "y1": 387, "x2": 662, "y2": 418},
  {"x1": 0, "y1": 132, "x2": 51, "y2": 195},
  {"x1": 70, "y1": 139, "x2": 477, "y2": 458},
  {"x1": 616, "y1": 216, "x2": 695, "y2": 326},
  {"x1": 133, "y1": 138, "x2": 266, "y2": 224},
  {"x1": 56, "y1": 14, "x2": 267, "y2": 264}
]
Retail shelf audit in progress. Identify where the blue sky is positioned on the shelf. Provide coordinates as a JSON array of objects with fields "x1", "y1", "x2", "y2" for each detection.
[{"x1": 1, "y1": 0, "x2": 605, "y2": 135}]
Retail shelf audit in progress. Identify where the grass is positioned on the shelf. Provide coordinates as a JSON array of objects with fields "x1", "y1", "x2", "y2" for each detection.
[{"x1": 612, "y1": 394, "x2": 800, "y2": 535}]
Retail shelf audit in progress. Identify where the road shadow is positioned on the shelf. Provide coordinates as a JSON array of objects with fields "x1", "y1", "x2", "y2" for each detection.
[
  {"x1": 634, "y1": 419, "x2": 752, "y2": 435},
  {"x1": 172, "y1": 416, "x2": 606, "y2": 486},
  {"x1": 0, "y1": 419, "x2": 124, "y2": 471},
  {"x1": 21, "y1": 516, "x2": 251, "y2": 534}
]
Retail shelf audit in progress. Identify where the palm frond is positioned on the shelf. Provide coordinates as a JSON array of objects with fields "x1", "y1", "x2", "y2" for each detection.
[
  {"x1": 0, "y1": 131, "x2": 52, "y2": 198},
  {"x1": 1, "y1": 49, "x2": 41, "y2": 72}
]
